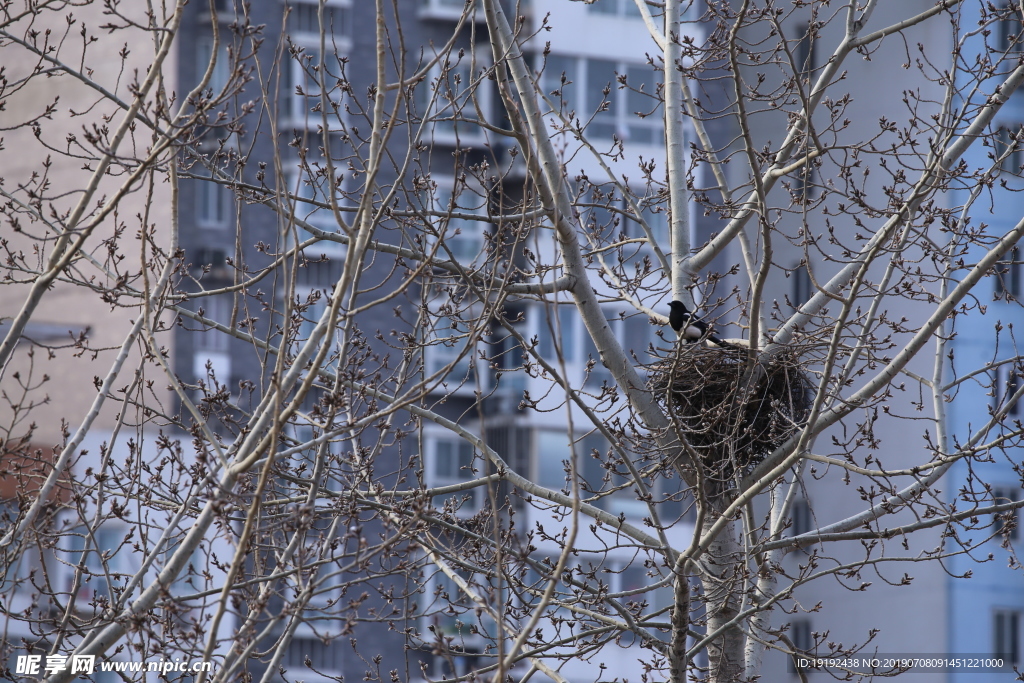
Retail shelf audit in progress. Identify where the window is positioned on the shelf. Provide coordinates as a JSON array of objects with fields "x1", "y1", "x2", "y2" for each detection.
[
  {"x1": 996, "y1": 125, "x2": 1023, "y2": 173},
  {"x1": 431, "y1": 649, "x2": 482, "y2": 681},
  {"x1": 996, "y1": 247, "x2": 1022, "y2": 299},
  {"x1": 587, "y1": 58, "x2": 619, "y2": 139},
  {"x1": 434, "y1": 439, "x2": 474, "y2": 482},
  {"x1": 420, "y1": 563, "x2": 488, "y2": 637},
  {"x1": 288, "y1": 0, "x2": 353, "y2": 39},
  {"x1": 201, "y1": 0, "x2": 232, "y2": 16},
  {"x1": 993, "y1": 487, "x2": 1020, "y2": 541},
  {"x1": 792, "y1": 263, "x2": 812, "y2": 308},
  {"x1": 417, "y1": 58, "x2": 491, "y2": 145},
  {"x1": 419, "y1": 0, "x2": 480, "y2": 21},
  {"x1": 622, "y1": 309, "x2": 662, "y2": 363},
  {"x1": 193, "y1": 295, "x2": 232, "y2": 384},
  {"x1": 69, "y1": 526, "x2": 137, "y2": 604},
  {"x1": 793, "y1": 23, "x2": 816, "y2": 84},
  {"x1": 535, "y1": 430, "x2": 571, "y2": 491},
  {"x1": 194, "y1": 296, "x2": 231, "y2": 352},
  {"x1": 519, "y1": 555, "x2": 575, "y2": 621},
  {"x1": 285, "y1": 637, "x2": 344, "y2": 673},
  {"x1": 424, "y1": 178, "x2": 488, "y2": 263},
  {"x1": 790, "y1": 24, "x2": 817, "y2": 199},
  {"x1": 588, "y1": 0, "x2": 699, "y2": 21},
  {"x1": 196, "y1": 173, "x2": 232, "y2": 226},
  {"x1": 587, "y1": 0, "x2": 643, "y2": 17},
  {"x1": 190, "y1": 249, "x2": 230, "y2": 284},
  {"x1": 627, "y1": 200, "x2": 670, "y2": 246},
  {"x1": 581, "y1": 189, "x2": 670, "y2": 249},
  {"x1": 993, "y1": 361, "x2": 1022, "y2": 417},
  {"x1": 583, "y1": 433, "x2": 641, "y2": 517},
  {"x1": 994, "y1": 610, "x2": 1020, "y2": 665},
  {"x1": 539, "y1": 56, "x2": 663, "y2": 144},
  {"x1": 285, "y1": 165, "x2": 348, "y2": 255},
  {"x1": 492, "y1": 328, "x2": 526, "y2": 395},
  {"x1": 791, "y1": 498, "x2": 812, "y2": 536},
  {"x1": 536, "y1": 305, "x2": 578, "y2": 363},
  {"x1": 579, "y1": 431, "x2": 685, "y2": 520},
  {"x1": 196, "y1": 35, "x2": 230, "y2": 95},
  {"x1": 289, "y1": 421, "x2": 343, "y2": 493},
  {"x1": 576, "y1": 187, "x2": 671, "y2": 256},
  {"x1": 998, "y1": 3, "x2": 1024, "y2": 53},
  {"x1": 613, "y1": 559, "x2": 671, "y2": 616},
  {"x1": 424, "y1": 316, "x2": 477, "y2": 389},
  {"x1": 789, "y1": 619, "x2": 813, "y2": 674},
  {"x1": 533, "y1": 304, "x2": 654, "y2": 388},
  {"x1": 539, "y1": 54, "x2": 579, "y2": 116},
  {"x1": 284, "y1": 44, "x2": 347, "y2": 127},
  {"x1": 533, "y1": 430, "x2": 604, "y2": 496},
  {"x1": 293, "y1": 289, "x2": 341, "y2": 373},
  {"x1": 580, "y1": 186, "x2": 619, "y2": 241},
  {"x1": 1, "y1": 543, "x2": 43, "y2": 595},
  {"x1": 582, "y1": 318, "x2": 618, "y2": 389},
  {"x1": 624, "y1": 64, "x2": 663, "y2": 144}
]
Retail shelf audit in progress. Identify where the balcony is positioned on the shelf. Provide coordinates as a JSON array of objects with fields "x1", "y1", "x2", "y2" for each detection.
[{"x1": 418, "y1": 0, "x2": 482, "y2": 22}]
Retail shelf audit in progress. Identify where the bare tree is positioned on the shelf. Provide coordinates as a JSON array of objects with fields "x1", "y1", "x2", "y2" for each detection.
[{"x1": 2, "y1": 1, "x2": 1023, "y2": 682}]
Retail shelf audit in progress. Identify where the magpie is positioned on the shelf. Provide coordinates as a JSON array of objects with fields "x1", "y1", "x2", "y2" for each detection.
[{"x1": 668, "y1": 300, "x2": 735, "y2": 349}]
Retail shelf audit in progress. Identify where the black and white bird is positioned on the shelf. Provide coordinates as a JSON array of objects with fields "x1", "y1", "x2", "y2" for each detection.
[{"x1": 668, "y1": 300, "x2": 736, "y2": 349}]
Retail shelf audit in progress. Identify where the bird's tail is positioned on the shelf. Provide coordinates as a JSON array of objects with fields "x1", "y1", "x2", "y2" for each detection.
[{"x1": 706, "y1": 334, "x2": 739, "y2": 350}]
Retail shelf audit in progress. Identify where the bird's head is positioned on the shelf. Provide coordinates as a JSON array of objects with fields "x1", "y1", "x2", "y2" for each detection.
[{"x1": 669, "y1": 300, "x2": 689, "y2": 314}]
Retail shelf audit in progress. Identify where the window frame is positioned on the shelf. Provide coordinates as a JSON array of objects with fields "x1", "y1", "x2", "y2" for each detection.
[
  {"x1": 192, "y1": 295, "x2": 233, "y2": 386},
  {"x1": 996, "y1": 124, "x2": 1023, "y2": 174},
  {"x1": 287, "y1": 0, "x2": 354, "y2": 45},
  {"x1": 424, "y1": 434, "x2": 483, "y2": 516},
  {"x1": 993, "y1": 360, "x2": 1022, "y2": 418},
  {"x1": 291, "y1": 287, "x2": 343, "y2": 374},
  {"x1": 68, "y1": 524, "x2": 138, "y2": 604},
  {"x1": 791, "y1": 498, "x2": 813, "y2": 537},
  {"x1": 283, "y1": 162, "x2": 349, "y2": 257},
  {"x1": 996, "y1": 246, "x2": 1022, "y2": 299},
  {"x1": 578, "y1": 187, "x2": 671, "y2": 257},
  {"x1": 421, "y1": 175, "x2": 490, "y2": 265},
  {"x1": 491, "y1": 325, "x2": 527, "y2": 395},
  {"x1": 532, "y1": 303, "x2": 659, "y2": 390},
  {"x1": 417, "y1": 57, "x2": 493, "y2": 146},
  {"x1": 994, "y1": 609, "x2": 1021, "y2": 665},
  {"x1": 792, "y1": 262, "x2": 812, "y2": 309},
  {"x1": 284, "y1": 634, "x2": 345, "y2": 674},
  {"x1": 418, "y1": 0, "x2": 483, "y2": 22},
  {"x1": 587, "y1": 0, "x2": 643, "y2": 17},
  {"x1": 283, "y1": 41, "x2": 349, "y2": 130},
  {"x1": 788, "y1": 619, "x2": 813, "y2": 674},
  {"x1": 422, "y1": 309, "x2": 483, "y2": 396},
  {"x1": 993, "y1": 486, "x2": 1021, "y2": 541},
  {"x1": 539, "y1": 55, "x2": 664, "y2": 145},
  {"x1": 195, "y1": 33, "x2": 231, "y2": 97},
  {"x1": 998, "y1": 2, "x2": 1024, "y2": 54},
  {"x1": 195, "y1": 171, "x2": 233, "y2": 228}
]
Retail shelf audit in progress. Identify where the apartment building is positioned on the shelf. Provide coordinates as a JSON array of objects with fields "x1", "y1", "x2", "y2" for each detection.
[
  {"x1": 720, "y1": 2, "x2": 1024, "y2": 681},
  {"x1": 173, "y1": 0, "x2": 697, "y2": 681}
]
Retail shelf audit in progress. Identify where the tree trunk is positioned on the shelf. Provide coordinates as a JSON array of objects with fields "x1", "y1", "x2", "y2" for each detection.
[{"x1": 698, "y1": 514, "x2": 745, "y2": 683}]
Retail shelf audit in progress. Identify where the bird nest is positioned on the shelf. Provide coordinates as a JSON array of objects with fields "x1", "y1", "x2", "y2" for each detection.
[{"x1": 649, "y1": 344, "x2": 814, "y2": 486}]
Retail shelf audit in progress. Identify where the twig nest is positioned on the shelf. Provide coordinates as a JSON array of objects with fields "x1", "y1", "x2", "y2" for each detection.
[{"x1": 649, "y1": 343, "x2": 814, "y2": 483}]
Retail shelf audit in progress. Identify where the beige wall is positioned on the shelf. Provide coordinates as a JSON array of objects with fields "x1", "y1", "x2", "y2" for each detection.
[{"x1": 0, "y1": 3, "x2": 178, "y2": 449}]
